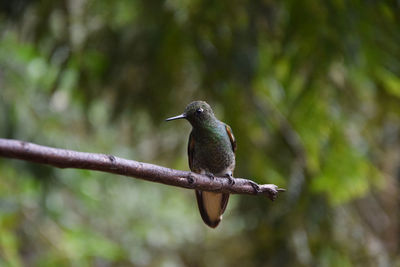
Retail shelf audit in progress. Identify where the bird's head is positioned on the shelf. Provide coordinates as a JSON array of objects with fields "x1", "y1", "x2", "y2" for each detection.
[{"x1": 165, "y1": 101, "x2": 216, "y2": 128}]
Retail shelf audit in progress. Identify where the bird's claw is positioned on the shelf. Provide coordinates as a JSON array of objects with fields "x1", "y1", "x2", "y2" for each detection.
[
  {"x1": 224, "y1": 173, "x2": 235, "y2": 185},
  {"x1": 249, "y1": 181, "x2": 260, "y2": 194},
  {"x1": 205, "y1": 172, "x2": 215, "y2": 180},
  {"x1": 187, "y1": 173, "x2": 195, "y2": 184}
]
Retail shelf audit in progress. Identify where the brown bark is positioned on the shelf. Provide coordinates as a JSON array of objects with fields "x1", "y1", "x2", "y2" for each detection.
[{"x1": 0, "y1": 138, "x2": 284, "y2": 200}]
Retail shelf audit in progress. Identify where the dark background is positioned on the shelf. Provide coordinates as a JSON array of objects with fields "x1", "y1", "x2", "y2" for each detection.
[{"x1": 0, "y1": 0, "x2": 399, "y2": 266}]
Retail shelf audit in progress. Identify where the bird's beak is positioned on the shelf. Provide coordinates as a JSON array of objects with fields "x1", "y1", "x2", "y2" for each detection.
[{"x1": 165, "y1": 114, "x2": 186, "y2": 121}]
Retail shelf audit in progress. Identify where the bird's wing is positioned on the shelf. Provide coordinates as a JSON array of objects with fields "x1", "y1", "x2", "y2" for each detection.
[
  {"x1": 225, "y1": 124, "x2": 237, "y2": 153},
  {"x1": 188, "y1": 131, "x2": 195, "y2": 171}
]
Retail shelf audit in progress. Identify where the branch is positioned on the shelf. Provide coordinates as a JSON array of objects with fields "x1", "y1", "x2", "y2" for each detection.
[{"x1": 0, "y1": 138, "x2": 285, "y2": 200}]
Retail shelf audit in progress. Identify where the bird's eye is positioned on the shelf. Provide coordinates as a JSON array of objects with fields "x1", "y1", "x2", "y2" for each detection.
[{"x1": 196, "y1": 108, "x2": 204, "y2": 114}]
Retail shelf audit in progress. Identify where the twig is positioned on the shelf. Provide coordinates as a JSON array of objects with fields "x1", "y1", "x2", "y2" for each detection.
[{"x1": 0, "y1": 138, "x2": 285, "y2": 200}]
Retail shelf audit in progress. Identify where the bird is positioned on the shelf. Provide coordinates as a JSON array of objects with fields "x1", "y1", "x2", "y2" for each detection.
[{"x1": 166, "y1": 101, "x2": 236, "y2": 228}]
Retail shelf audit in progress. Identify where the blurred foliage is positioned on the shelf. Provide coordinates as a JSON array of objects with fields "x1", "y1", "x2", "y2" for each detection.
[{"x1": 0, "y1": 0, "x2": 400, "y2": 266}]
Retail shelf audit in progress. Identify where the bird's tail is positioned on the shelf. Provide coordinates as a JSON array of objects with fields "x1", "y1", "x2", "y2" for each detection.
[{"x1": 195, "y1": 190, "x2": 229, "y2": 228}]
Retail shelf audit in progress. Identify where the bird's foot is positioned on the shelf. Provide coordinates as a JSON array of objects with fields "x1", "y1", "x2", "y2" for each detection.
[
  {"x1": 224, "y1": 173, "x2": 235, "y2": 185},
  {"x1": 205, "y1": 172, "x2": 215, "y2": 180},
  {"x1": 248, "y1": 181, "x2": 260, "y2": 194}
]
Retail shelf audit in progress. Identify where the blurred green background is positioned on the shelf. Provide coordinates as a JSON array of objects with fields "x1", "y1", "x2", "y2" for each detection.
[{"x1": 0, "y1": 0, "x2": 399, "y2": 266}]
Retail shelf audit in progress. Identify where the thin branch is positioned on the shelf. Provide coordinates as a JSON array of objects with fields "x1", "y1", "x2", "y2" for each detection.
[{"x1": 0, "y1": 138, "x2": 284, "y2": 200}]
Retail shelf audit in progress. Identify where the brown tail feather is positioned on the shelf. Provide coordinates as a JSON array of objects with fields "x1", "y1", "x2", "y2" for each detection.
[{"x1": 195, "y1": 190, "x2": 230, "y2": 228}]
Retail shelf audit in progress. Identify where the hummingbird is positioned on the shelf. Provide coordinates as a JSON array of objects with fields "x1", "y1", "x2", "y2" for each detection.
[{"x1": 166, "y1": 101, "x2": 236, "y2": 228}]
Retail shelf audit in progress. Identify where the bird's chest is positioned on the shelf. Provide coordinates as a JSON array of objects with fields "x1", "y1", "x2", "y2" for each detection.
[{"x1": 192, "y1": 133, "x2": 234, "y2": 175}]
